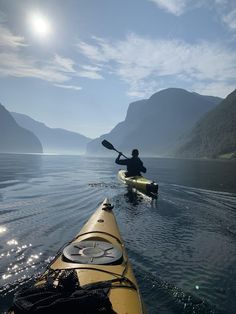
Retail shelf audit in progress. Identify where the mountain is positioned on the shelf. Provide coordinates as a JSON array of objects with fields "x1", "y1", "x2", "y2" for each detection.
[
  {"x1": 86, "y1": 88, "x2": 222, "y2": 156},
  {"x1": 175, "y1": 89, "x2": 236, "y2": 159},
  {"x1": 12, "y1": 112, "x2": 91, "y2": 154},
  {"x1": 0, "y1": 103, "x2": 43, "y2": 153}
]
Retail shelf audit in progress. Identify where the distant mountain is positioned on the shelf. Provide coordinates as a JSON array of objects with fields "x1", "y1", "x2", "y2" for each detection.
[
  {"x1": 0, "y1": 103, "x2": 43, "y2": 153},
  {"x1": 12, "y1": 112, "x2": 91, "y2": 154},
  {"x1": 87, "y1": 88, "x2": 221, "y2": 156},
  {"x1": 175, "y1": 89, "x2": 236, "y2": 159}
]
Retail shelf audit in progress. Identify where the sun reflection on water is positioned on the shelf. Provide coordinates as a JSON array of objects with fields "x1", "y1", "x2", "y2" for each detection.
[
  {"x1": 1, "y1": 238, "x2": 43, "y2": 283},
  {"x1": 0, "y1": 226, "x2": 7, "y2": 234},
  {"x1": 7, "y1": 239, "x2": 18, "y2": 246}
]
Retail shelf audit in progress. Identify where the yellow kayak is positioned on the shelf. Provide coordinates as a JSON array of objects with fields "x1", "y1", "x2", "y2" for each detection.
[
  {"x1": 9, "y1": 199, "x2": 146, "y2": 314},
  {"x1": 118, "y1": 170, "x2": 158, "y2": 199}
]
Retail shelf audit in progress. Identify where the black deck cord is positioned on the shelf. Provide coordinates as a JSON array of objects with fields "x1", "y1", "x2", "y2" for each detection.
[
  {"x1": 14, "y1": 224, "x2": 137, "y2": 306},
  {"x1": 39, "y1": 258, "x2": 137, "y2": 292},
  {"x1": 11, "y1": 270, "x2": 134, "y2": 314},
  {"x1": 37, "y1": 246, "x2": 136, "y2": 292},
  {"x1": 11, "y1": 269, "x2": 118, "y2": 313}
]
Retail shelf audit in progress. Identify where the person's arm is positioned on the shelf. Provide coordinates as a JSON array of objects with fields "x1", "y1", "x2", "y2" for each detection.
[
  {"x1": 140, "y1": 160, "x2": 147, "y2": 173},
  {"x1": 115, "y1": 153, "x2": 128, "y2": 165}
]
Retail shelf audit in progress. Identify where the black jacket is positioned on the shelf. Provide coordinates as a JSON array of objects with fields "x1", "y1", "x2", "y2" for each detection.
[{"x1": 115, "y1": 156, "x2": 146, "y2": 177}]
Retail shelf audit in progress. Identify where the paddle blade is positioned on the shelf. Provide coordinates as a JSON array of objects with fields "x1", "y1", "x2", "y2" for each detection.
[{"x1": 101, "y1": 140, "x2": 115, "y2": 150}]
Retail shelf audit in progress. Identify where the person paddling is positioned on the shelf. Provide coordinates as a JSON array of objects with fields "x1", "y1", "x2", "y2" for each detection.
[{"x1": 115, "y1": 149, "x2": 147, "y2": 177}]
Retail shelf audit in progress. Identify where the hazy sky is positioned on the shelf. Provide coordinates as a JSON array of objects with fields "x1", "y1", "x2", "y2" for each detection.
[{"x1": 0, "y1": 0, "x2": 236, "y2": 138}]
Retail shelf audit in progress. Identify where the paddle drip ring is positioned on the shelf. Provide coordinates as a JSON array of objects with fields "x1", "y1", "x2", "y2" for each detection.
[{"x1": 63, "y1": 240, "x2": 122, "y2": 265}]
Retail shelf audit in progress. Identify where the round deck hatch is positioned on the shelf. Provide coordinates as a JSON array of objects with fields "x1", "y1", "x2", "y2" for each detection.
[{"x1": 63, "y1": 240, "x2": 122, "y2": 265}]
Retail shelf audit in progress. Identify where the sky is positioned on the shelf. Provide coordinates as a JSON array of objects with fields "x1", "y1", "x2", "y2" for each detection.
[{"x1": 0, "y1": 0, "x2": 236, "y2": 138}]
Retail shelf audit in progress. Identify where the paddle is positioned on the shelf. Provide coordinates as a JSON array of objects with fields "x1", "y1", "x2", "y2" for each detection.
[{"x1": 101, "y1": 140, "x2": 128, "y2": 158}]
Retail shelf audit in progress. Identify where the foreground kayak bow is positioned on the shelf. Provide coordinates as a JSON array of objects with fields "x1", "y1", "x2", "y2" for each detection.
[{"x1": 9, "y1": 199, "x2": 146, "y2": 314}]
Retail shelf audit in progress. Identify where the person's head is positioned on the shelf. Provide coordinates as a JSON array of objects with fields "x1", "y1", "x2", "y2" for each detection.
[{"x1": 132, "y1": 149, "x2": 139, "y2": 157}]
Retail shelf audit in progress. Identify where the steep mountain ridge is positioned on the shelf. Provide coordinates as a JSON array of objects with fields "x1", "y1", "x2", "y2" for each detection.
[
  {"x1": 175, "y1": 89, "x2": 236, "y2": 159},
  {"x1": 87, "y1": 88, "x2": 221, "y2": 156},
  {"x1": 0, "y1": 103, "x2": 43, "y2": 153}
]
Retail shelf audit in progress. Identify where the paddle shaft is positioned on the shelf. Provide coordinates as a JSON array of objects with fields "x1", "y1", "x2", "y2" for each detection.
[{"x1": 113, "y1": 148, "x2": 128, "y2": 159}]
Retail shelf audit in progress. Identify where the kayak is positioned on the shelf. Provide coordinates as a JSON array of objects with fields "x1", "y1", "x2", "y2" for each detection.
[
  {"x1": 118, "y1": 170, "x2": 158, "y2": 199},
  {"x1": 9, "y1": 199, "x2": 146, "y2": 314}
]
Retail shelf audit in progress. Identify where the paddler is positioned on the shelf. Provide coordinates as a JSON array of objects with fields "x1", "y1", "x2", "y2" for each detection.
[{"x1": 115, "y1": 149, "x2": 147, "y2": 177}]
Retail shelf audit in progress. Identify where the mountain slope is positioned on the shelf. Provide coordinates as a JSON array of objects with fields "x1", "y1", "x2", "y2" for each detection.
[
  {"x1": 12, "y1": 112, "x2": 91, "y2": 154},
  {"x1": 0, "y1": 104, "x2": 43, "y2": 153},
  {"x1": 87, "y1": 88, "x2": 221, "y2": 156},
  {"x1": 175, "y1": 89, "x2": 236, "y2": 159}
]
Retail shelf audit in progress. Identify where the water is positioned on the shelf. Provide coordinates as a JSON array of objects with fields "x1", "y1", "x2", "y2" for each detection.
[{"x1": 0, "y1": 154, "x2": 236, "y2": 313}]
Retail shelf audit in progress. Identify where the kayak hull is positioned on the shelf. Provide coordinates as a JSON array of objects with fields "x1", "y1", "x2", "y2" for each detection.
[
  {"x1": 9, "y1": 199, "x2": 146, "y2": 314},
  {"x1": 118, "y1": 170, "x2": 158, "y2": 199}
]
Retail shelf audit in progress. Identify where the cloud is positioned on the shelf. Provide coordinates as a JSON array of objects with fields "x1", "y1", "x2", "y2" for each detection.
[
  {"x1": 0, "y1": 23, "x2": 104, "y2": 86},
  {"x1": 193, "y1": 81, "x2": 236, "y2": 97},
  {"x1": 77, "y1": 33, "x2": 236, "y2": 97},
  {"x1": 77, "y1": 40, "x2": 107, "y2": 62},
  {"x1": 77, "y1": 70, "x2": 103, "y2": 79},
  {"x1": 148, "y1": 0, "x2": 189, "y2": 16},
  {"x1": 54, "y1": 84, "x2": 82, "y2": 91},
  {"x1": 0, "y1": 25, "x2": 27, "y2": 48},
  {"x1": 0, "y1": 52, "x2": 71, "y2": 82},
  {"x1": 147, "y1": 0, "x2": 236, "y2": 31},
  {"x1": 77, "y1": 65, "x2": 103, "y2": 79},
  {"x1": 54, "y1": 54, "x2": 76, "y2": 72},
  {"x1": 0, "y1": 24, "x2": 82, "y2": 86},
  {"x1": 223, "y1": 9, "x2": 236, "y2": 31}
]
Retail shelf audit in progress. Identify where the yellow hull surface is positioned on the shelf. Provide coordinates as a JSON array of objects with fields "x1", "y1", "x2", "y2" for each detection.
[
  {"x1": 9, "y1": 199, "x2": 146, "y2": 314},
  {"x1": 118, "y1": 170, "x2": 158, "y2": 198}
]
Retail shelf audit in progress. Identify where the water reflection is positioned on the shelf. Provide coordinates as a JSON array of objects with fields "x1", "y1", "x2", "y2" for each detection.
[
  {"x1": 122, "y1": 186, "x2": 159, "y2": 210},
  {"x1": 124, "y1": 187, "x2": 142, "y2": 206}
]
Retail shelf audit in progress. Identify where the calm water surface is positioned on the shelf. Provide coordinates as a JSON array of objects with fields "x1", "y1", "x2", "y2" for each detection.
[{"x1": 0, "y1": 154, "x2": 236, "y2": 313}]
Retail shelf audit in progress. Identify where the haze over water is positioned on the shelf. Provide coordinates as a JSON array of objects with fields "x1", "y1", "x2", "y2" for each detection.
[{"x1": 0, "y1": 154, "x2": 236, "y2": 313}]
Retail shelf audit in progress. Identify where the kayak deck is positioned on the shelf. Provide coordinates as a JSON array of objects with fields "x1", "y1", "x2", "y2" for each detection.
[
  {"x1": 118, "y1": 170, "x2": 158, "y2": 199},
  {"x1": 9, "y1": 199, "x2": 146, "y2": 314}
]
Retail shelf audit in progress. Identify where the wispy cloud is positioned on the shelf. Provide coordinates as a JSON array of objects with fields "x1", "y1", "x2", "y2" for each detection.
[
  {"x1": 54, "y1": 54, "x2": 76, "y2": 73},
  {"x1": 223, "y1": 9, "x2": 236, "y2": 31},
  {"x1": 77, "y1": 70, "x2": 103, "y2": 79},
  {"x1": 54, "y1": 84, "x2": 82, "y2": 91},
  {"x1": 0, "y1": 23, "x2": 104, "y2": 86},
  {"x1": 0, "y1": 25, "x2": 27, "y2": 48},
  {"x1": 77, "y1": 33, "x2": 236, "y2": 97},
  {"x1": 78, "y1": 40, "x2": 107, "y2": 62},
  {"x1": 148, "y1": 0, "x2": 189, "y2": 16},
  {"x1": 77, "y1": 65, "x2": 103, "y2": 79},
  {"x1": 0, "y1": 24, "x2": 83, "y2": 87},
  {"x1": 0, "y1": 52, "x2": 75, "y2": 83},
  {"x1": 147, "y1": 0, "x2": 236, "y2": 34},
  {"x1": 193, "y1": 81, "x2": 236, "y2": 97}
]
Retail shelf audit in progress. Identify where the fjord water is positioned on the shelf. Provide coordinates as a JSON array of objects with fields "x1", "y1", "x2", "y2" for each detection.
[{"x1": 0, "y1": 154, "x2": 236, "y2": 313}]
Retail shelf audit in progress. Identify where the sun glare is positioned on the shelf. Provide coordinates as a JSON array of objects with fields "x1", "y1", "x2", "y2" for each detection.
[{"x1": 29, "y1": 12, "x2": 52, "y2": 38}]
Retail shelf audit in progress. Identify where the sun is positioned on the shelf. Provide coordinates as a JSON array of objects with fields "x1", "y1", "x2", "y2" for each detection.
[{"x1": 29, "y1": 12, "x2": 52, "y2": 38}]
